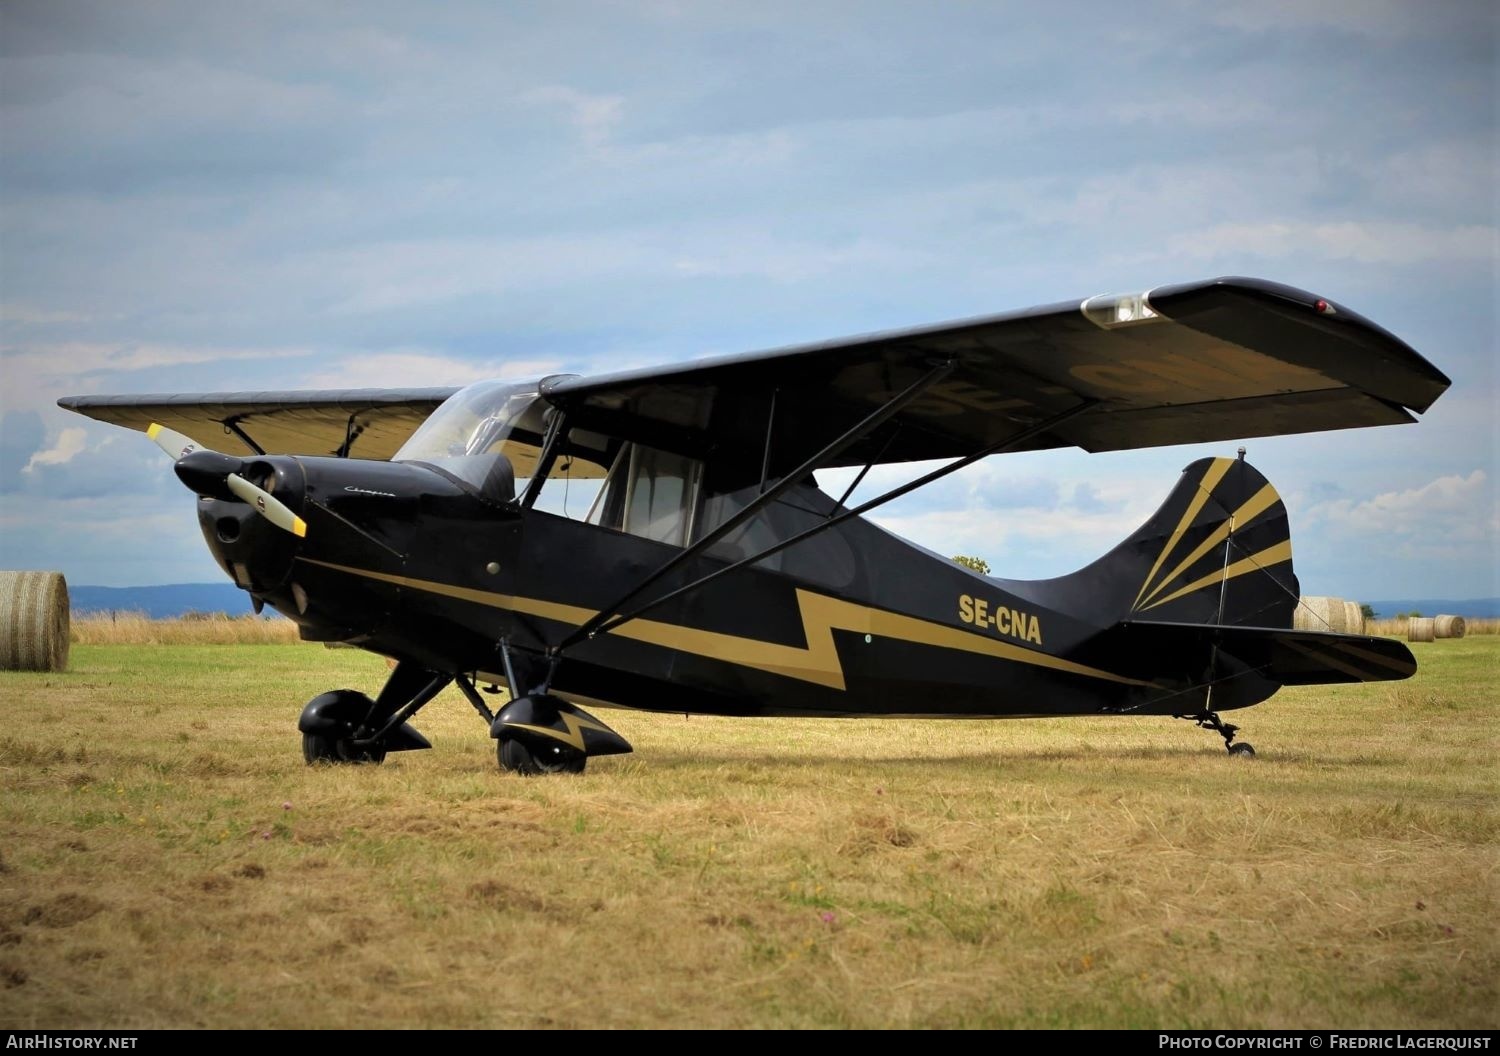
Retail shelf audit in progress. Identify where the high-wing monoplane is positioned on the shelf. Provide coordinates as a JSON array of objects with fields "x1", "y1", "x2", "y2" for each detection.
[{"x1": 60, "y1": 277, "x2": 1450, "y2": 772}]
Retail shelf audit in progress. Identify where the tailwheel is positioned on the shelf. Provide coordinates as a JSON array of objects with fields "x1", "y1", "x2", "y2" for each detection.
[
  {"x1": 1176, "y1": 711, "x2": 1255, "y2": 758},
  {"x1": 302, "y1": 731, "x2": 387, "y2": 765},
  {"x1": 497, "y1": 736, "x2": 586, "y2": 776}
]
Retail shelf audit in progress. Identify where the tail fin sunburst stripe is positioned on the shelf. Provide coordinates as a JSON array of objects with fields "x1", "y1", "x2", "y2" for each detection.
[
  {"x1": 1137, "y1": 482, "x2": 1283, "y2": 610},
  {"x1": 1132, "y1": 457, "x2": 1233, "y2": 609},
  {"x1": 1139, "y1": 538, "x2": 1293, "y2": 611}
]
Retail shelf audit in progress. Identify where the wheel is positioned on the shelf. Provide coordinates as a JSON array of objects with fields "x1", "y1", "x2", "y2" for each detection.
[
  {"x1": 497, "y1": 736, "x2": 586, "y2": 776},
  {"x1": 1227, "y1": 742, "x2": 1256, "y2": 758},
  {"x1": 302, "y1": 732, "x2": 387, "y2": 765}
]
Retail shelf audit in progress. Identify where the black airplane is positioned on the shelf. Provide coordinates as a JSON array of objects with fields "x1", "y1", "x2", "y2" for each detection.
[{"x1": 60, "y1": 277, "x2": 1450, "y2": 773}]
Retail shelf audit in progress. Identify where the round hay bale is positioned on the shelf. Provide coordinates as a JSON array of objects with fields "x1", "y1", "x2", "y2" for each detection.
[
  {"x1": 0, "y1": 571, "x2": 70, "y2": 672},
  {"x1": 1407, "y1": 617, "x2": 1436, "y2": 643},
  {"x1": 1343, "y1": 600, "x2": 1364, "y2": 635},
  {"x1": 1293, "y1": 595, "x2": 1348, "y2": 633},
  {"x1": 1433, "y1": 615, "x2": 1466, "y2": 639}
]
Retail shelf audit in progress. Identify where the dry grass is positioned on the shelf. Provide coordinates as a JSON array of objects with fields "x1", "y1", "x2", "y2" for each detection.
[
  {"x1": 1367, "y1": 617, "x2": 1498, "y2": 637},
  {"x1": 0, "y1": 639, "x2": 1496, "y2": 1028},
  {"x1": 71, "y1": 611, "x2": 300, "y2": 646}
]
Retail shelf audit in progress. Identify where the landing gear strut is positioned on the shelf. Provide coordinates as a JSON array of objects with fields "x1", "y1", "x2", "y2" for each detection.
[
  {"x1": 1177, "y1": 711, "x2": 1255, "y2": 758},
  {"x1": 450, "y1": 641, "x2": 633, "y2": 776},
  {"x1": 298, "y1": 644, "x2": 633, "y2": 775}
]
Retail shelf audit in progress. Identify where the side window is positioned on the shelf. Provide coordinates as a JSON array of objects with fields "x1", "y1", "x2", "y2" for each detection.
[
  {"x1": 695, "y1": 483, "x2": 857, "y2": 588},
  {"x1": 698, "y1": 490, "x2": 783, "y2": 572},
  {"x1": 586, "y1": 443, "x2": 703, "y2": 548}
]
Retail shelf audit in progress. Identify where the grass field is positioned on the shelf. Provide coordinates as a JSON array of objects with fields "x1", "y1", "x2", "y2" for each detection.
[{"x1": 1, "y1": 638, "x2": 1496, "y2": 1029}]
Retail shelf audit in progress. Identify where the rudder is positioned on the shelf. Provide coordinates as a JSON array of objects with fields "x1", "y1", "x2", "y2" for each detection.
[{"x1": 1124, "y1": 455, "x2": 1298, "y2": 628}]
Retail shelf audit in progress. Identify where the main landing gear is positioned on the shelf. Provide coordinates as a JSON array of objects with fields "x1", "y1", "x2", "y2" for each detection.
[
  {"x1": 449, "y1": 645, "x2": 632, "y2": 776},
  {"x1": 1177, "y1": 711, "x2": 1256, "y2": 758},
  {"x1": 297, "y1": 647, "x2": 633, "y2": 776},
  {"x1": 298, "y1": 664, "x2": 449, "y2": 765}
]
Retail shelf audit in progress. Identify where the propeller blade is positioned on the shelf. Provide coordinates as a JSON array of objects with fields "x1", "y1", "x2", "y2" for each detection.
[
  {"x1": 146, "y1": 422, "x2": 204, "y2": 461},
  {"x1": 147, "y1": 422, "x2": 304, "y2": 537},
  {"x1": 226, "y1": 473, "x2": 308, "y2": 538}
]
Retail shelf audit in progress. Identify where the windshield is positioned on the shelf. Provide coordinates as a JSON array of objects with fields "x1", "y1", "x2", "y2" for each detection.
[{"x1": 394, "y1": 380, "x2": 606, "y2": 495}]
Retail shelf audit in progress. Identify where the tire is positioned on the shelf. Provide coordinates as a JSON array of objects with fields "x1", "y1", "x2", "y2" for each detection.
[
  {"x1": 302, "y1": 732, "x2": 387, "y2": 765},
  {"x1": 497, "y1": 736, "x2": 586, "y2": 776},
  {"x1": 1227, "y1": 742, "x2": 1256, "y2": 758}
]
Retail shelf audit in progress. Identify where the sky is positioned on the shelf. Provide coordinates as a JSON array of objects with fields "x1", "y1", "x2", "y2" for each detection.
[{"x1": 1, "y1": 0, "x2": 1495, "y2": 603}]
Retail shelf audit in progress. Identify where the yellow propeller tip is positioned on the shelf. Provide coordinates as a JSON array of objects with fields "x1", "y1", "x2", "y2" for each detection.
[
  {"x1": 147, "y1": 423, "x2": 162, "y2": 439},
  {"x1": 292, "y1": 518, "x2": 308, "y2": 538}
]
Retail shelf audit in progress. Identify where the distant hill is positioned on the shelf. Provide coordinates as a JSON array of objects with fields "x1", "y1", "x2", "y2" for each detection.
[
  {"x1": 70, "y1": 583, "x2": 259, "y2": 619},
  {"x1": 1365, "y1": 598, "x2": 1500, "y2": 619}
]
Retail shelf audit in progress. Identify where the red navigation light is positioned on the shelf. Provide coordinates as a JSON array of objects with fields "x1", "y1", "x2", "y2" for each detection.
[{"x1": 1314, "y1": 299, "x2": 1330, "y2": 313}]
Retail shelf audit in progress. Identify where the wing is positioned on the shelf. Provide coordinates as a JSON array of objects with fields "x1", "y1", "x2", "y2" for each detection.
[
  {"x1": 540, "y1": 277, "x2": 1450, "y2": 477},
  {"x1": 56, "y1": 388, "x2": 460, "y2": 460}
]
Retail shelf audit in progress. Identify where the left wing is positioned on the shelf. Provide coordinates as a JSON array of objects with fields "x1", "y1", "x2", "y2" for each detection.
[
  {"x1": 540, "y1": 277, "x2": 1449, "y2": 477},
  {"x1": 56, "y1": 388, "x2": 459, "y2": 460}
]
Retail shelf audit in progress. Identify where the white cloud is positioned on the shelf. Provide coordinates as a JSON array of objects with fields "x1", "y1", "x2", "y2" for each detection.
[
  {"x1": 2, "y1": 341, "x2": 316, "y2": 405},
  {"x1": 1166, "y1": 221, "x2": 1496, "y2": 266},
  {"x1": 21, "y1": 427, "x2": 87, "y2": 472},
  {"x1": 0, "y1": 492, "x2": 222, "y2": 587},
  {"x1": 299, "y1": 235, "x2": 668, "y2": 315},
  {"x1": 822, "y1": 459, "x2": 1171, "y2": 579},
  {"x1": 672, "y1": 235, "x2": 921, "y2": 283},
  {"x1": 1292, "y1": 469, "x2": 1500, "y2": 599},
  {"x1": 522, "y1": 85, "x2": 625, "y2": 148},
  {"x1": 0, "y1": 305, "x2": 101, "y2": 325},
  {"x1": 1301, "y1": 469, "x2": 1497, "y2": 551},
  {"x1": 1202, "y1": 0, "x2": 1473, "y2": 37},
  {"x1": 297, "y1": 350, "x2": 564, "y2": 389}
]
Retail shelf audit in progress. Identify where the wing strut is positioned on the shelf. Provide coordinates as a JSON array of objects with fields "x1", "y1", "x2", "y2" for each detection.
[
  {"x1": 223, "y1": 417, "x2": 266, "y2": 456},
  {"x1": 758, "y1": 388, "x2": 778, "y2": 494},
  {"x1": 551, "y1": 360, "x2": 958, "y2": 653},
  {"x1": 566, "y1": 398, "x2": 1097, "y2": 647}
]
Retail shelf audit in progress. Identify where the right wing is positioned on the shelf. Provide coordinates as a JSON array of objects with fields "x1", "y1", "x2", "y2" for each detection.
[
  {"x1": 541, "y1": 277, "x2": 1450, "y2": 474},
  {"x1": 56, "y1": 388, "x2": 460, "y2": 460}
]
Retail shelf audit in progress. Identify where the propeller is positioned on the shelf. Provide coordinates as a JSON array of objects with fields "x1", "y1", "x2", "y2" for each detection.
[{"x1": 147, "y1": 423, "x2": 307, "y2": 538}]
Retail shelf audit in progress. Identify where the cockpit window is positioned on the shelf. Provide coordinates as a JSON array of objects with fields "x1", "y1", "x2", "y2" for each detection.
[
  {"x1": 394, "y1": 379, "x2": 607, "y2": 497},
  {"x1": 585, "y1": 442, "x2": 703, "y2": 547}
]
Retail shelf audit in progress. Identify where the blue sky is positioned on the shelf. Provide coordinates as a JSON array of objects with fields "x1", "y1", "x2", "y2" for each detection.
[{"x1": 1, "y1": 0, "x2": 1495, "y2": 602}]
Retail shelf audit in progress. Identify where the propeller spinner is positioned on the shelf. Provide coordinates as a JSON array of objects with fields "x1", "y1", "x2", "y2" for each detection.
[{"x1": 146, "y1": 423, "x2": 307, "y2": 538}]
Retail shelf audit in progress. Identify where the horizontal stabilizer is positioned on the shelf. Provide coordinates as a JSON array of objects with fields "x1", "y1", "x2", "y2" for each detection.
[{"x1": 1115, "y1": 620, "x2": 1416, "y2": 685}]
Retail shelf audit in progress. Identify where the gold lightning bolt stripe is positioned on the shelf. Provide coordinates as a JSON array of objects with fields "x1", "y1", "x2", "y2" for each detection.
[
  {"x1": 298, "y1": 558, "x2": 1152, "y2": 690},
  {"x1": 1137, "y1": 538, "x2": 1293, "y2": 612},
  {"x1": 505, "y1": 712, "x2": 613, "y2": 751},
  {"x1": 1138, "y1": 482, "x2": 1284, "y2": 610},
  {"x1": 1133, "y1": 457, "x2": 1233, "y2": 609}
]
